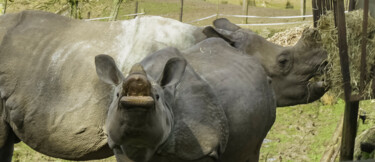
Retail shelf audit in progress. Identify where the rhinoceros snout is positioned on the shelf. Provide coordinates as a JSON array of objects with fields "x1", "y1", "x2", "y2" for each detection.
[
  {"x1": 120, "y1": 63, "x2": 155, "y2": 110},
  {"x1": 120, "y1": 96, "x2": 154, "y2": 109}
]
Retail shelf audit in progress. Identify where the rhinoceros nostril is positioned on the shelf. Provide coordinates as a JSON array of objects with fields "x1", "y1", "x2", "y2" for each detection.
[{"x1": 122, "y1": 63, "x2": 152, "y2": 96}]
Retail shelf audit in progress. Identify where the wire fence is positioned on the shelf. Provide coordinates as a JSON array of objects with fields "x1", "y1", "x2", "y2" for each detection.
[
  {"x1": 87, "y1": 12, "x2": 313, "y2": 26},
  {"x1": 188, "y1": 13, "x2": 313, "y2": 26},
  {"x1": 85, "y1": 13, "x2": 145, "y2": 21}
]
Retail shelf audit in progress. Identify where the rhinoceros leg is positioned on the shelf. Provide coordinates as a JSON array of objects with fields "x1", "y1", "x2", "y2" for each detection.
[
  {"x1": 113, "y1": 147, "x2": 134, "y2": 162},
  {"x1": 0, "y1": 126, "x2": 17, "y2": 162},
  {"x1": 0, "y1": 99, "x2": 17, "y2": 162}
]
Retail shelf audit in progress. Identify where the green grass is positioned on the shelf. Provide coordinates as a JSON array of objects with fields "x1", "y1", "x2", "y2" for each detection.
[
  {"x1": 12, "y1": 142, "x2": 115, "y2": 162},
  {"x1": 260, "y1": 99, "x2": 375, "y2": 161}
]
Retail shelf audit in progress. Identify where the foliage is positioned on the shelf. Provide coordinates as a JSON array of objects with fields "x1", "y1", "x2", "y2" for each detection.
[
  {"x1": 285, "y1": 0, "x2": 293, "y2": 9},
  {"x1": 317, "y1": 10, "x2": 375, "y2": 98},
  {"x1": 109, "y1": 0, "x2": 124, "y2": 21}
]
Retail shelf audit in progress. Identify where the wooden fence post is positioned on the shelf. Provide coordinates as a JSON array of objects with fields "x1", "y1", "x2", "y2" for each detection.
[
  {"x1": 327, "y1": 0, "x2": 332, "y2": 11},
  {"x1": 348, "y1": 0, "x2": 356, "y2": 11},
  {"x1": 312, "y1": 0, "x2": 321, "y2": 27},
  {"x1": 336, "y1": 0, "x2": 359, "y2": 160},
  {"x1": 333, "y1": 0, "x2": 338, "y2": 27},
  {"x1": 134, "y1": 1, "x2": 138, "y2": 19},
  {"x1": 301, "y1": 0, "x2": 306, "y2": 20},
  {"x1": 180, "y1": 0, "x2": 183, "y2": 22},
  {"x1": 360, "y1": 0, "x2": 369, "y2": 92},
  {"x1": 243, "y1": 0, "x2": 249, "y2": 24}
]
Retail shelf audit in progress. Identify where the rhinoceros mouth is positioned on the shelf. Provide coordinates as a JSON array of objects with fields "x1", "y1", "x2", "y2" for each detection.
[{"x1": 120, "y1": 96, "x2": 154, "y2": 108}]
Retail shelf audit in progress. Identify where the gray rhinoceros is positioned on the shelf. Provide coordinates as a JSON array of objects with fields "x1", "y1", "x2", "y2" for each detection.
[
  {"x1": 0, "y1": 11, "x2": 205, "y2": 161},
  {"x1": 0, "y1": 10, "x2": 326, "y2": 161},
  {"x1": 95, "y1": 37, "x2": 275, "y2": 161},
  {"x1": 203, "y1": 18, "x2": 327, "y2": 107}
]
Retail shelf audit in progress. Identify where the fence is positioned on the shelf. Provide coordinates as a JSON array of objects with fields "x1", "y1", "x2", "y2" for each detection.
[
  {"x1": 87, "y1": 12, "x2": 313, "y2": 27},
  {"x1": 188, "y1": 13, "x2": 313, "y2": 26},
  {"x1": 85, "y1": 12, "x2": 145, "y2": 21}
]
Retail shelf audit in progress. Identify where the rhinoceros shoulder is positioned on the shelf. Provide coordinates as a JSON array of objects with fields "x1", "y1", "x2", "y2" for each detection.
[{"x1": 141, "y1": 47, "x2": 229, "y2": 160}]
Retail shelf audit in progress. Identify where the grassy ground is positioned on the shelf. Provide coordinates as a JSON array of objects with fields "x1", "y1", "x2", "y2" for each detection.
[
  {"x1": 4, "y1": 0, "x2": 370, "y2": 162},
  {"x1": 260, "y1": 99, "x2": 375, "y2": 162},
  {"x1": 12, "y1": 142, "x2": 115, "y2": 162}
]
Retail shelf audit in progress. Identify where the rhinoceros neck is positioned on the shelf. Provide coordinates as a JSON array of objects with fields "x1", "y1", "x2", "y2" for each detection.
[{"x1": 246, "y1": 34, "x2": 285, "y2": 77}]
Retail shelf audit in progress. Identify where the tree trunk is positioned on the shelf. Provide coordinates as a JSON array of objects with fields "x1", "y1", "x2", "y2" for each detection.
[
  {"x1": 0, "y1": 0, "x2": 6, "y2": 15},
  {"x1": 249, "y1": 0, "x2": 255, "y2": 6},
  {"x1": 110, "y1": 0, "x2": 124, "y2": 21}
]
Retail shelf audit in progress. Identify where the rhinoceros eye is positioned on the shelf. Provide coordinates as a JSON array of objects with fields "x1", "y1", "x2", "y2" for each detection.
[
  {"x1": 155, "y1": 94, "x2": 160, "y2": 100},
  {"x1": 278, "y1": 57, "x2": 288, "y2": 66},
  {"x1": 117, "y1": 93, "x2": 119, "y2": 97}
]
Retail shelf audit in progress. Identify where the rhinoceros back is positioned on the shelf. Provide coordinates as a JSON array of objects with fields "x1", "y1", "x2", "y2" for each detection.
[{"x1": 0, "y1": 11, "x2": 202, "y2": 160}]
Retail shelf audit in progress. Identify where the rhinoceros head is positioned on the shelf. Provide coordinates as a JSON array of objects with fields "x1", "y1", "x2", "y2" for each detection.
[
  {"x1": 94, "y1": 54, "x2": 186, "y2": 161},
  {"x1": 203, "y1": 18, "x2": 327, "y2": 107}
]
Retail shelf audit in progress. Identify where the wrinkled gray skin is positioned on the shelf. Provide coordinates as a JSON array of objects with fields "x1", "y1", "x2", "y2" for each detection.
[
  {"x1": 203, "y1": 18, "x2": 328, "y2": 107},
  {"x1": 95, "y1": 37, "x2": 275, "y2": 161},
  {"x1": 0, "y1": 11, "x2": 205, "y2": 161},
  {"x1": 0, "y1": 11, "x2": 325, "y2": 161}
]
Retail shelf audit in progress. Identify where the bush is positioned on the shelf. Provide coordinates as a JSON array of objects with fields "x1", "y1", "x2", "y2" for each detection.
[{"x1": 285, "y1": 1, "x2": 293, "y2": 9}]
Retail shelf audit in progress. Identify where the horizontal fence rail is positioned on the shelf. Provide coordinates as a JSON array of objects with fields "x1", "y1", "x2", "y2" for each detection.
[
  {"x1": 188, "y1": 13, "x2": 313, "y2": 26},
  {"x1": 220, "y1": 14, "x2": 313, "y2": 19},
  {"x1": 86, "y1": 13, "x2": 319, "y2": 26},
  {"x1": 236, "y1": 21, "x2": 311, "y2": 26},
  {"x1": 85, "y1": 13, "x2": 145, "y2": 21}
]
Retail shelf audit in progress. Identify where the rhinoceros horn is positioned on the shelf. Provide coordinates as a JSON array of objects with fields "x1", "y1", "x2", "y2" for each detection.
[{"x1": 121, "y1": 63, "x2": 154, "y2": 106}]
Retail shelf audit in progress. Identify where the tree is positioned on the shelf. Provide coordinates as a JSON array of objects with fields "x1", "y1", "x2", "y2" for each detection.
[
  {"x1": 249, "y1": 0, "x2": 255, "y2": 6},
  {"x1": 0, "y1": 0, "x2": 6, "y2": 15},
  {"x1": 110, "y1": 0, "x2": 124, "y2": 21},
  {"x1": 68, "y1": 0, "x2": 79, "y2": 19}
]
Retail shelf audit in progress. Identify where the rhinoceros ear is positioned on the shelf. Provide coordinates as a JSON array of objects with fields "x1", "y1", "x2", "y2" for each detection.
[
  {"x1": 95, "y1": 54, "x2": 124, "y2": 85},
  {"x1": 203, "y1": 26, "x2": 235, "y2": 45},
  {"x1": 213, "y1": 18, "x2": 241, "y2": 31},
  {"x1": 158, "y1": 57, "x2": 187, "y2": 87}
]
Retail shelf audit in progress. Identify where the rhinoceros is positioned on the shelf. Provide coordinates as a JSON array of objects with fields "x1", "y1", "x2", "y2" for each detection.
[
  {"x1": 202, "y1": 18, "x2": 327, "y2": 107},
  {"x1": 95, "y1": 37, "x2": 275, "y2": 161},
  {"x1": 0, "y1": 10, "x2": 326, "y2": 161},
  {"x1": 0, "y1": 11, "x2": 205, "y2": 161}
]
